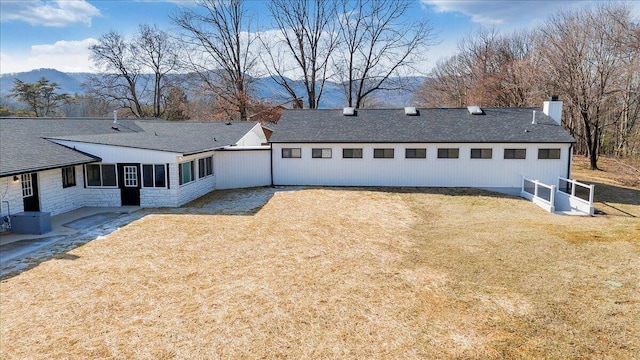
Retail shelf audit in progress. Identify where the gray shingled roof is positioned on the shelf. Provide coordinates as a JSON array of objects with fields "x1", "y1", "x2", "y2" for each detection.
[
  {"x1": 270, "y1": 108, "x2": 576, "y2": 144},
  {"x1": 47, "y1": 121, "x2": 258, "y2": 155},
  {"x1": 0, "y1": 118, "x2": 259, "y2": 177}
]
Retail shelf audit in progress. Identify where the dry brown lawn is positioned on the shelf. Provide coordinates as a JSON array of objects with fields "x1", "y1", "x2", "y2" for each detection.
[{"x1": 1, "y1": 157, "x2": 639, "y2": 359}]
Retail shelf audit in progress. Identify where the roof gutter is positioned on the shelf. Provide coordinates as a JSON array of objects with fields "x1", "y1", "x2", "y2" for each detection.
[{"x1": 0, "y1": 158, "x2": 102, "y2": 178}]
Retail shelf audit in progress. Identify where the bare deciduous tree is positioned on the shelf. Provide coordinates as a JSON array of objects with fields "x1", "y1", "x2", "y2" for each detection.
[
  {"x1": 174, "y1": 0, "x2": 258, "y2": 121},
  {"x1": 88, "y1": 31, "x2": 146, "y2": 117},
  {"x1": 262, "y1": 0, "x2": 338, "y2": 109},
  {"x1": 415, "y1": 55, "x2": 468, "y2": 107},
  {"x1": 538, "y1": 4, "x2": 632, "y2": 169},
  {"x1": 416, "y1": 29, "x2": 541, "y2": 108},
  {"x1": 335, "y1": 0, "x2": 435, "y2": 108},
  {"x1": 134, "y1": 24, "x2": 180, "y2": 118},
  {"x1": 416, "y1": 3, "x2": 639, "y2": 165},
  {"x1": 88, "y1": 25, "x2": 179, "y2": 118}
]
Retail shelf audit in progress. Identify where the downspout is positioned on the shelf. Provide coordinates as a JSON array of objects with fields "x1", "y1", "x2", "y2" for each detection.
[
  {"x1": 567, "y1": 144, "x2": 573, "y2": 180},
  {"x1": 270, "y1": 143, "x2": 274, "y2": 187}
]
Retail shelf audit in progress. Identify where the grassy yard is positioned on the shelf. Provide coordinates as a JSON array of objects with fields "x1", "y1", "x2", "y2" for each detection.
[{"x1": 1, "y1": 157, "x2": 638, "y2": 359}]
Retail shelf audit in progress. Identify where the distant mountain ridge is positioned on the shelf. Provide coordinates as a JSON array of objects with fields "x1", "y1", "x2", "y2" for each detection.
[
  {"x1": 0, "y1": 68, "x2": 425, "y2": 108},
  {"x1": 0, "y1": 68, "x2": 89, "y2": 96}
]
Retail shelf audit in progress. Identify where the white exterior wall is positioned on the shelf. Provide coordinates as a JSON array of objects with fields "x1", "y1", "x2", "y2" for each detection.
[
  {"x1": 140, "y1": 185, "x2": 178, "y2": 208},
  {"x1": 236, "y1": 124, "x2": 268, "y2": 146},
  {"x1": 175, "y1": 153, "x2": 217, "y2": 207},
  {"x1": 50, "y1": 140, "x2": 179, "y2": 164},
  {"x1": 80, "y1": 188, "x2": 121, "y2": 207},
  {"x1": 38, "y1": 167, "x2": 85, "y2": 215},
  {"x1": 0, "y1": 165, "x2": 120, "y2": 217},
  {"x1": 51, "y1": 140, "x2": 220, "y2": 208},
  {"x1": 272, "y1": 143, "x2": 571, "y2": 191},
  {"x1": 0, "y1": 176, "x2": 25, "y2": 216},
  {"x1": 214, "y1": 149, "x2": 271, "y2": 189}
]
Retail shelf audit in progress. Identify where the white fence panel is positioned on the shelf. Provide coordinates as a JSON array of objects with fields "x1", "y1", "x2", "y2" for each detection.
[
  {"x1": 521, "y1": 177, "x2": 556, "y2": 213},
  {"x1": 556, "y1": 177, "x2": 595, "y2": 215}
]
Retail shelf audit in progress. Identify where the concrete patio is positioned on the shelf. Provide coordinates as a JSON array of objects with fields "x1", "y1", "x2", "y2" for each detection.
[
  {"x1": 0, "y1": 206, "x2": 140, "y2": 278},
  {"x1": 0, "y1": 206, "x2": 140, "y2": 246}
]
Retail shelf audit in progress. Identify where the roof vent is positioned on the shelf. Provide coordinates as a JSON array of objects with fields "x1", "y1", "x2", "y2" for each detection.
[
  {"x1": 467, "y1": 105, "x2": 483, "y2": 115},
  {"x1": 343, "y1": 107, "x2": 356, "y2": 116},
  {"x1": 404, "y1": 107, "x2": 418, "y2": 116}
]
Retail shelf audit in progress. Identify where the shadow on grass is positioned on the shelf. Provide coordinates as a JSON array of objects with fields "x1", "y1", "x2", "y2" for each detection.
[
  {"x1": 581, "y1": 181, "x2": 639, "y2": 218},
  {"x1": 0, "y1": 212, "x2": 146, "y2": 281},
  {"x1": 584, "y1": 181, "x2": 640, "y2": 207},
  {"x1": 307, "y1": 185, "x2": 521, "y2": 200}
]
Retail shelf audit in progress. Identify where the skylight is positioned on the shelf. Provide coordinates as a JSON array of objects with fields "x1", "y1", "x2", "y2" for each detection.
[
  {"x1": 467, "y1": 105, "x2": 483, "y2": 115},
  {"x1": 343, "y1": 107, "x2": 356, "y2": 116},
  {"x1": 404, "y1": 107, "x2": 418, "y2": 116}
]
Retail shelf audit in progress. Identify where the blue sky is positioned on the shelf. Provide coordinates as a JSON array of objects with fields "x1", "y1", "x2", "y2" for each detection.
[{"x1": 1, "y1": 0, "x2": 638, "y2": 75}]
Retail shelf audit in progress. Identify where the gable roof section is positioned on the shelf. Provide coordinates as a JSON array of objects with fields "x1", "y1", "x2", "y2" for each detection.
[
  {"x1": 0, "y1": 118, "x2": 260, "y2": 177},
  {"x1": 0, "y1": 118, "x2": 140, "y2": 177},
  {"x1": 47, "y1": 121, "x2": 259, "y2": 155},
  {"x1": 269, "y1": 108, "x2": 576, "y2": 144}
]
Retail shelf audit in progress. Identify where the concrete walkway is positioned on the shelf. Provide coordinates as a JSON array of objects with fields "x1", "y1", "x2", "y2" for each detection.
[
  {"x1": 0, "y1": 206, "x2": 141, "y2": 278},
  {"x1": 0, "y1": 206, "x2": 140, "y2": 246}
]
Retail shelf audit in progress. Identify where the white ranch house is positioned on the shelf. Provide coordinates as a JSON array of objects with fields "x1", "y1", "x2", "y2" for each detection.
[
  {"x1": 1, "y1": 99, "x2": 588, "y2": 232},
  {"x1": 270, "y1": 100, "x2": 574, "y2": 196},
  {"x1": 0, "y1": 118, "x2": 270, "y2": 218}
]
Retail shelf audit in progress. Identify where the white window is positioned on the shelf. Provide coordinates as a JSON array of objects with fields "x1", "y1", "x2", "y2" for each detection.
[
  {"x1": 21, "y1": 174, "x2": 32, "y2": 197},
  {"x1": 124, "y1": 166, "x2": 138, "y2": 187}
]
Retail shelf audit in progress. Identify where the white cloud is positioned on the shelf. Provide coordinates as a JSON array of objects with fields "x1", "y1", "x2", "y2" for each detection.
[
  {"x1": 0, "y1": 0, "x2": 101, "y2": 27},
  {"x1": 0, "y1": 38, "x2": 99, "y2": 74},
  {"x1": 422, "y1": 0, "x2": 586, "y2": 27},
  {"x1": 423, "y1": 1, "x2": 640, "y2": 29},
  {"x1": 133, "y1": 0, "x2": 197, "y2": 5}
]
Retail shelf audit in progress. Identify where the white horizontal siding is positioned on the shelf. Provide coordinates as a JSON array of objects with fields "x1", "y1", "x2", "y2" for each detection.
[
  {"x1": 272, "y1": 143, "x2": 571, "y2": 189},
  {"x1": 215, "y1": 149, "x2": 271, "y2": 189}
]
